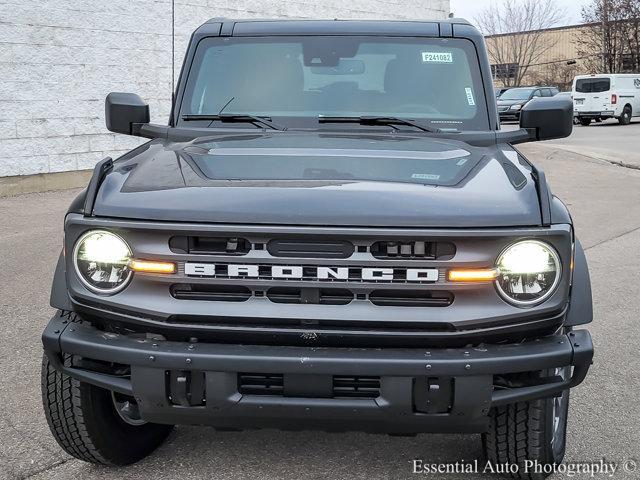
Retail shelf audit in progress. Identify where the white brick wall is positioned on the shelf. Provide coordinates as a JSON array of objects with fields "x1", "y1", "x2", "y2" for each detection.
[{"x1": 0, "y1": 0, "x2": 450, "y2": 177}]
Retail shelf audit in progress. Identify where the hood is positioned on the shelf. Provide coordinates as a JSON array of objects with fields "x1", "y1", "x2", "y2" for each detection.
[{"x1": 93, "y1": 132, "x2": 541, "y2": 228}]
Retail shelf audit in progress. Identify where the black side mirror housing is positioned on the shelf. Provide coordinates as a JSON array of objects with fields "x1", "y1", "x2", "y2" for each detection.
[
  {"x1": 519, "y1": 97, "x2": 573, "y2": 141},
  {"x1": 105, "y1": 92, "x2": 150, "y2": 136}
]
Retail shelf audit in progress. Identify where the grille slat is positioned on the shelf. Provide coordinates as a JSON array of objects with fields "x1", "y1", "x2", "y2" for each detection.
[
  {"x1": 370, "y1": 241, "x2": 455, "y2": 260},
  {"x1": 238, "y1": 373, "x2": 284, "y2": 395},
  {"x1": 333, "y1": 376, "x2": 381, "y2": 398},
  {"x1": 369, "y1": 290, "x2": 454, "y2": 307},
  {"x1": 267, "y1": 287, "x2": 354, "y2": 305},
  {"x1": 238, "y1": 374, "x2": 380, "y2": 399},
  {"x1": 268, "y1": 239, "x2": 354, "y2": 258},
  {"x1": 171, "y1": 285, "x2": 251, "y2": 302},
  {"x1": 170, "y1": 236, "x2": 251, "y2": 255}
]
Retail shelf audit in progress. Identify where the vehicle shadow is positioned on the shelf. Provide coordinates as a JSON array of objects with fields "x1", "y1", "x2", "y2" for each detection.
[{"x1": 84, "y1": 427, "x2": 489, "y2": 479}]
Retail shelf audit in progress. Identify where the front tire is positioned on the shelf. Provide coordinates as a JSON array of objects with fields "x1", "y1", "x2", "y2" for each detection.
[
  {"x1": 482, "y1": 369, "x2": 570, "y2": 480},
  {"x1": 41, "y1": 354, "x2": 173, "y2": 465},
  {"x1": 579, "y1": 117, "x2": 591, "y2": 126}
]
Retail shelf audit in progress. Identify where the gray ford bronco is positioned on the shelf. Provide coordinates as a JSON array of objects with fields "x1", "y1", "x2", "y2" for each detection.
[{"x1": 42, "y1": 18, "x2": 594, "y2": 478}]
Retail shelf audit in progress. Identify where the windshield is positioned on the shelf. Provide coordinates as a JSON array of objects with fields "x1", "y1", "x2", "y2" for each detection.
[
  {"x1": 179, "y1": 36, "x2": 489, "y2": 130},
  {"x1": 499, "y1": 88, "x2": 534, "y2": 101},
  {"x1": 575, "y1": 78, "x2": 610, "y2": 93}
]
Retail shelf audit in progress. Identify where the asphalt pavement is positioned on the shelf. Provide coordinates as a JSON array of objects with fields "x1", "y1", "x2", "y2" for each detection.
[
  {"x1": 505, "y1": 117, "x2": 640, "y2": 168},
  {"x1": 1, "y1": 138, "x2": 639, "y2": 479}
]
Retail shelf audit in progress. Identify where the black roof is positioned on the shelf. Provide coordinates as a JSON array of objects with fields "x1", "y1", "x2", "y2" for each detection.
[{"x1": 193, "y1": 18, "x2": 474, "y2": 38}]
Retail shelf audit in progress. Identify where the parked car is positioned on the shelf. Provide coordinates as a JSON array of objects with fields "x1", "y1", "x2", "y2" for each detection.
[
  {"x1": 41, "y1": 17, "x2": 592, "y2": 479},
  {"x1": 497, "y1": 86, "x2": 560, "y2": 121},
  {"x1": 572, "y1": 73, "x2": 640, "y2": 125},
  {"x1": 494, "y1": 86, "x2": 509, "y2": 98}
]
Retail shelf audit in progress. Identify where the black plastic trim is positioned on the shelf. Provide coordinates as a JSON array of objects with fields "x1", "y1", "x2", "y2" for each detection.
[
  {"x1": 83, "y1": 157, "x2": 113, "y2": 217},
  {"x1": 565, "y1": 239, "x2": 593, "y2": 326},
  {"x1": 50, "y1": 251, "x2": 72, "y2": 311},
  {"x1": 529, "y1": 165, "x2": 552, "y2": 227}
]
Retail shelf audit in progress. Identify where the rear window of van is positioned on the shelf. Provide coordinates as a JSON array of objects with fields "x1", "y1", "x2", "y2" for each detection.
[{"x1": 575, "y1": 78, "x2": 611, "y2": 93}]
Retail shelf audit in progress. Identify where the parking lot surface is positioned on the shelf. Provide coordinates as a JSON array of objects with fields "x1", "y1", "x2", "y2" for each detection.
[
  {"x1": 505, "y1": 118, "x2": 640, "y2": 168},
  {"x1": 1, "y1": 141, "x2": 639, "y2": 479}
]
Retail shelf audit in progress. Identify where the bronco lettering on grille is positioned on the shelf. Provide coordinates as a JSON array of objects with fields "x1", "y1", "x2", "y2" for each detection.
[{"x1": 184, "y1": 263, "x2": 439, "y2": 282}]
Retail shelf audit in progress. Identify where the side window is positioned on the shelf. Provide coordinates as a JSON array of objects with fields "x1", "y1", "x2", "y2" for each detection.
[
  {"x1": 541, "y1": 88, "x2": 552, "y2": 97},
  {"x1": 532, "y1": 89, "x2": 542, "y2": 98}
]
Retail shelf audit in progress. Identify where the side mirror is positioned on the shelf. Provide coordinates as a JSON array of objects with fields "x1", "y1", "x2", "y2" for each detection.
[
  {"x1": 105, "y1": 92, "x2": 150, "y2": 136},
  {"x1": 519, "y1": 97, "x2": 573, "y2": 141}
]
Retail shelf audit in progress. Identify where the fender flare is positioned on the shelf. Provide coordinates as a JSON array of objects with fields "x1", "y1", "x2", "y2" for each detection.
[
  {"x1": 565, "y1": 238, "x2": 593, "y2": 326},
  {"x1": 50, "y1": 250, "x2": 72, "y2": 311}
]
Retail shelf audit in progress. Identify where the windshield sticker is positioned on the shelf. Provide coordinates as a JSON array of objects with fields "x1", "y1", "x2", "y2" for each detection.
[
  {"x1": 421, "y1": 51, "x2": 453, "y2": 63},
  {"x1": 412, "y1": 173, "x2": 441, "y2": 180},
  {"x1": 456, "y1": 158, "x2": 468, "y2": 166},
  {"x1": 465, "y1": 87, "x2": 476, "y2": 106}
]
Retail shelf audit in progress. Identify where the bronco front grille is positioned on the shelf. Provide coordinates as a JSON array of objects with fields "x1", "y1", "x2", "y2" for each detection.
[{"x1": 69, "y1": 217, "x2": 571, "y2": 349}]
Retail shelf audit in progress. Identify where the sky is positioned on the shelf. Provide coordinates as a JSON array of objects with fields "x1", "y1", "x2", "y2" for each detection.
[{"x1": 449, "y1": 0, "x2": 588, "y2": 26}]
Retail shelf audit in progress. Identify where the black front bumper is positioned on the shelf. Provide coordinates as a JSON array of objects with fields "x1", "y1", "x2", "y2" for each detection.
[
  {"x1": 499, "y1": 111, "x2": 520, "y2": 121},
  {"x1": 42, "y1": 314, "x2": 593, "y2": 434}
]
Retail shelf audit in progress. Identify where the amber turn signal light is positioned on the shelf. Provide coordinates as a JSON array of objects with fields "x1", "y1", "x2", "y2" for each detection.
[
  {"x1": 129, "y1": 259, "x2": 176, "y2": 274},
  {"x1": 448, "y1": 268, "x2": 498, "y2": 282}
]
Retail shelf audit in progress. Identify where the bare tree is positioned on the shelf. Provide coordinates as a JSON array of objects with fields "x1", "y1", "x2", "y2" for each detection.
[
  {"x1": 529, "y1": 59, "x2": 579, "y2": 90},
  {"x1": 476, "y1": 0, "x2": 566, "y2": 86},
  {"x1": 576, "y1": 0, "x2": 640, "y2": 73}
]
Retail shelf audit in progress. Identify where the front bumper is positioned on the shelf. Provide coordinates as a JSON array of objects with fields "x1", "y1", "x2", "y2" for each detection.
[
  {"x1": 43, "y1": 313, "x2": 593, "y2": 434},
  {"x1": 499, "y1": 110, "x2": 520, "y2": 121}
]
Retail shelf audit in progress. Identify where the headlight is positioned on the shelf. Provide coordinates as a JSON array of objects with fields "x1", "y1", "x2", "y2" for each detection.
[
  {"x1": 495, "y1": 240, "x2": 561, "y2": 306},
  {"x1": 73, "y1": 230, "x2": 132, "y2": 294},
  {"x1": 510, "y1": 104, "x2": 522, "y2": 110}
]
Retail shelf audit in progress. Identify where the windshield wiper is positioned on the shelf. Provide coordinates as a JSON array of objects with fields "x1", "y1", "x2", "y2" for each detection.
[
  {"x1": 318, "y1": 115, "x2": 434, "y2": 133},
  {"x1": 181, "y1": 113, "x2": 285, "y2": 131}
]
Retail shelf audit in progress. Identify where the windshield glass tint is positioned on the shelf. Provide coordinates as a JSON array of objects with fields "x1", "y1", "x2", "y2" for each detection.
[
  {"x1": 575, "y1": 78, "x2": 611, "y2": 93},
  {"x1": 180, "y1": 36, "x2": 489, "y2": 129},
  {"x1": 499, "y1": 88, "x2": 533, "y2": 100}
]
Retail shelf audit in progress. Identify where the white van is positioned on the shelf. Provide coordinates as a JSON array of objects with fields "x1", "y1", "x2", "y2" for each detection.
[{"x1": 572, "y1": 73, "x2": 640, "y2": 125}]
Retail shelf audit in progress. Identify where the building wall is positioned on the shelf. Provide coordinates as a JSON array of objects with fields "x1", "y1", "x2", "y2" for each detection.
[
  {"x1": 486, "y1": 24, "x2": 593, "y2": 89},
  {"x1": 0, "y1": 0, "x2": 450, "y2": 178}
]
